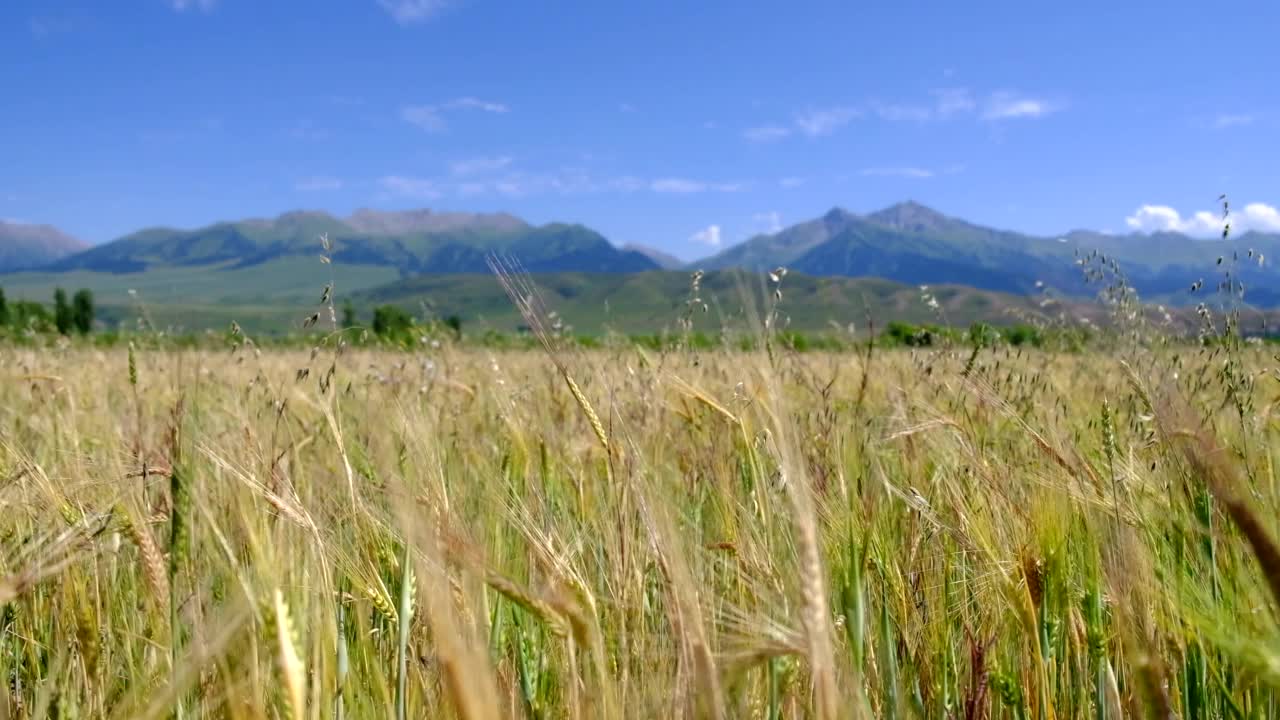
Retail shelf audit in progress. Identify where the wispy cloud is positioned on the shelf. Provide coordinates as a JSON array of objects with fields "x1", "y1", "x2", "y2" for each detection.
[
  {"x1": 1213, "y1": 113, "x2": 1255, "y2": 129},
  {"x1": 383, "y1": 161, "x2": 746, "y2": 199},
  {"x1": 982, "y1": 92, "x2": 1057, "y2": 120},
  {"x1": 869, "y1": 101, "x2": 932, "y2": 122},
  {"x1": 860, "y1": 167, "x2": 936, "y2": 179},
  {"x1": 445, "y1": 97, "x2": 509, "y2": 113},
  {"x1": 402, "y1": 106, "x2": 445, "y2": 132},
  {"x1": 451, "y1": 155, "x2": 514, "y2": 176},
  {"x1": 295, "y1": 176, "x2": 344, "y2": 192},
  {"x1": 169, "y1": 0, "x2": 217, "y2": 12},
  {"x1": 1125, "y1": 202, "x2": 1280, "y2": 236},
  {"x1": 743, "y1": 125, "x2": 791, "y2": 142},
  {"x1": 652, "y1": 178, "x2": 706, "y2": 193},
  {"x1": 932, "y1": 88, "x2": 976, "y2": 117},
  {"x1": 651, "y1": 178, "x2": 745, "y2": 194},
  {"x1": 380, "y1": 175, "x2": 442, "y2": 199},
  {"x1": 689, "y1": 225, "x2": 722, "y2": 247},
  {"x1": 391, "y1": 163, "x2": 648, "y2": 199},
  {"x1": 794, "y1": 107, "x2": 860, "y2": 137},
  {"x1": 378, "y1": 0, "x2": 447, "y2": 25},
  {"x1": 742, "y1": 88, "x2": 1055, "y2": 143},
  {"x1": 402, "y1": 97, "x2": 509, "y2": 132},
  {"x1": 779, "y1": 177, "x2": 805, "y2": 188}
]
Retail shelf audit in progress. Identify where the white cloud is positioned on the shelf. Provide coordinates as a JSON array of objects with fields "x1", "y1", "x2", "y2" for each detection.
[
  {"x1": 380, "y1": 175, "x2": 442, "y2": 199},
  {"x1": 610, "y1": 176, "x2": 646, "y2": 192},
  {"x1": 983, "y1": 92, "x2": 1055, "y2": 120},
  {"x1": 451, "y1": 155, "x2": 513, "y2": 176},
  {"x1": 1124, "y1": 202, "x2": 1280, "y2": 236},
  {"x1": 743, "y1": 125, "x2": 791, "y2": 142},
  {"x1": 1213, "y1": 113, "x2": 1254, "y2": 129},
  {"x1": 860, "y1": 167, "x2": 935, "y2": 179},
  {"x1": 779, "y1": 177, "x2": 805, "y2": 188},
  {"x1": 690, "y1": 225, "x2": 722, "y2": 248},
  {"x1": 445, "y1": 97, "x2": 509, "y2": 113},
  {"x1": 378, "y1": 0, "x2": 447, "y2": 24},
  {"x1": 169, "y1": 0, "x2": 216, "y2": 11},
  {"x1": 401, "y1": 105, "x2": 445, "y2": 132},
  {"x1": 295, "y1": 176, "x2": 344, "y2": 192},
  {"x1": 650, "y1": 178, "x2": 744, "y2": 194},
  {"x1": 869, "y1": 101, "x2": 931, "y2": 122},
  {"x1": 381, "y1": 169, "x2": 742, "y2": 200},
  {"x1": 411, "y1": 169, "x2": 649, "y2": 199},
  {"x1": 744, "y1": 88, "x2": 1052, "y2": 143},
  {"x1": 794, "y1": 107, "x2": 860, "y2": 137},
  {"x1": 652, "y1": 178, "x2": 705, "y2": 193},
  {"x1": 932, "y1": 88, "x2": 976, "y2": 117},
  {"x1": 1244, "y1": 202, "x2": 1280, "y2": 230},
  {"x1": 753, "y1": 211, "x2": 783, "y2": 233},
  {"x1": 402, "y1": 97, "x2": 508, "y2": 132}
]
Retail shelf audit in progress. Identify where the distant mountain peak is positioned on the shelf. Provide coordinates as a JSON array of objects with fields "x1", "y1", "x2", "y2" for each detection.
[
  {"x1": 621, "y1": 243, "x2": 683, "y2": 270},
  {"x1": 0, "y1": 220, "x2": 88, "y2": 271},
  {"x1": 823, "y1": 206, "x2": 856, "y2": 223},
  {"x1": 866, "y1": 201, "x2": 957, "y2": 233}
]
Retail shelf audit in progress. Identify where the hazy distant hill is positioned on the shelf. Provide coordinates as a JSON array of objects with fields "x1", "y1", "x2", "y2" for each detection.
[
  {"x1": 622, "y1": 243, "x2": 684, "y2": 270},
  {"x1": 0, "y1": 221, "x2": 87, "y2": 271}
]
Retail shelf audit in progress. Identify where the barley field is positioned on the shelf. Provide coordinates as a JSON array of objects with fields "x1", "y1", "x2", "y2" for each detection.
[{"x1": 1, "y1": 331, "x2": 1278, "y2": 718}]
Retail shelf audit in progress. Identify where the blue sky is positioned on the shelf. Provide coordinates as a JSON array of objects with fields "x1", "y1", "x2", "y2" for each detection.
[{"x1": 4, "y1": 0, "x2": 1279, "y2": 259}]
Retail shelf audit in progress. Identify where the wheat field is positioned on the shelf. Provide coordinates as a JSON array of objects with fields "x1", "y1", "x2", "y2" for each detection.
[{"x1": 1, "y1": 331, "x2": 1277, "y2": 718}]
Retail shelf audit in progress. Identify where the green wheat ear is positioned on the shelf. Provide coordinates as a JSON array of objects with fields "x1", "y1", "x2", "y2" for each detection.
[{"x1": 127, "y1": 341, "x2": 137, "y2": 387}]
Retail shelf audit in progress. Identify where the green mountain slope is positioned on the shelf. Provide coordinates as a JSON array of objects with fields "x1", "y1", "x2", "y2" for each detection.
[
  {"x1": 698, "y1": 208, "x2": 860, "y2": 271},
  {"x1": 352, "y1": 269, "x2": 1081, "y2": 335},
  {"x1": 45, "y1": 209, "x2": 659, "y2": 276}
]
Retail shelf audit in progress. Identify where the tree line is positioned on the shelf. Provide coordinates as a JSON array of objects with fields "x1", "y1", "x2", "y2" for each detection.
[{"x1": 0, "y1": 287, "x2": 95, "y2": 334}]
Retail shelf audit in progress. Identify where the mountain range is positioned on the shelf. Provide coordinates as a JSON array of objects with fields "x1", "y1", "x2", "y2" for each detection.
[
  {"x1": 701, "y1": 201, "x2": 1280, "y2": 304},
  {"x1": 0, "y1": 220, "x2": 88, "y2": 271},
  {"x1": 3, "y1": 203, "x2": 1279, "y2": 333},
  {"x1": 42, "y1": 209, "x2": 658, "y2": 275}
]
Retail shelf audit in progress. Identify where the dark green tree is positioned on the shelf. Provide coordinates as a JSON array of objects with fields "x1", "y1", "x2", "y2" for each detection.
[
  {"x1": 13, "y1": 301, "x2": 51, "y2": 331},
  {"x1": 444, "y1": 314, "x2": 463, "y2": 340},
  {"x1": 0, "y1": 287, "x2": 8, "y2": 327},
  {"x1": 372, "y1": 305, "x2": 413, "y2": 338},
  {"x1": 72, "y1": 289, "x2": 95, "y2": 334},
  {"x1": 341, "y1": 299, "x2": 357, "y2": 329},
  {"x1": 53, "y1": 288, "x2": 72, "y2": 335}
]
